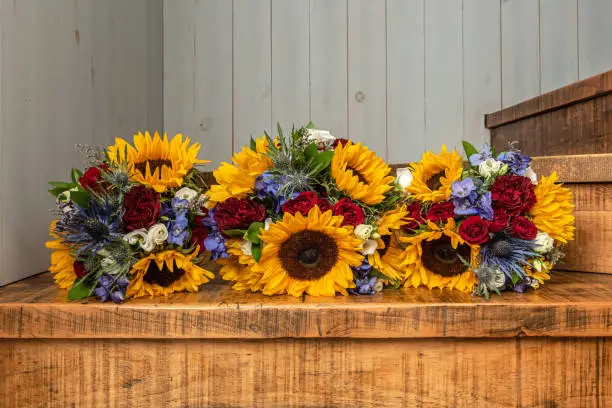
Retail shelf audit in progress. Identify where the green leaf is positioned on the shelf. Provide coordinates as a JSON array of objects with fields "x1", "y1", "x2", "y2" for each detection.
[
  {"x1": 68, "y1": 276, "x2": 97, "y2": 300},
  {"x1": 250, "y1": 137, "x2": 257, "y2": 151},
  {"x1": 246, "y1": 222, "x2": 264, "y2": 244},
  {"x1": 310, "y1": 150, "x2": 334, "y2": 175},
  {"x1": 70, "y1": 190, "x2": 90, "y2": 208},
  {"x1": 251, "y1": 244, "x2": 262, "y2": 262},
  {"x1": 48, "y1": 181, "x2": 75, "y2": 189},
  {"x1": 48, "y1": 187, "x2": 65, "y2": 197},
  {"x1": 305, "y1": 121, "x2": 316, "y2": 129},
  {"x1": 304, "y1": 143, "x2": 318, "y2": 160},
  {"x1": 222, "y1": 229, "x2": 247, "y2": 238},
  {"x1": 511, "y1": 271, "x2": 520, "y2": 285},
  {"x1": 462, "y1": 140, "x2": 478, "y2": 161},
  {"x1": 71, "y1": 168, "x2": 83, "y2": 184}
]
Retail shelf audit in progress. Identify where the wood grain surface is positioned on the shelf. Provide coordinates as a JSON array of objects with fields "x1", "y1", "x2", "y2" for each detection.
[
  {"x1": 531, "y1": 153, "x2": 612, "y2": 183},
  {"x1": 0, "y1": 337, "x2": 609, "y2": 407},
  {"x1": 1, "y1": 272, "x2": 612, "y2": 339}
]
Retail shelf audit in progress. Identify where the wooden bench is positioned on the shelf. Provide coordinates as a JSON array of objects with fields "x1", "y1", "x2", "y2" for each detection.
[{"x1": 1, "y1": 271, "x2": 611, "y2": 407}]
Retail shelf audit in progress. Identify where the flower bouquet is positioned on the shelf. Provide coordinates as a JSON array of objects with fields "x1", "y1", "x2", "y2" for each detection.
[
  {"x1": 203, "y1": 124, "x2": 409, "y2": 297},
  {"x1": 47, "y1": 131, "x2": 214, "y2": 302},
  {"x1": 396, "y1": 142, "x2": 575, "y2": 298}
]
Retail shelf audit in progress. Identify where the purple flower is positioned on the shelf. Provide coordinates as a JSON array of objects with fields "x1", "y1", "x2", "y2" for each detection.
[
  {"x1": 161, "y1": 201, "x2": 175, "y2": 218},
  {"x1": 469, "y1": 144, "x2": 493, "y2": 166},
  {"x1": 171, "y1": 197, "x2": 190, "y2": 215},
  {"x1": 497, "y1": 150, "x2": 531, "y2": 176},
  {"x1": 476, "y1": 192, "x2": 494, "y2": 220},
  {"x1": 200, "y1": 208, "x2": 228, "y2": 260},
  {"x1": 451, "y1": 178, "x2": 479, "y2": 216},
  {"x1": 254, "y1": 171, "x2": 295, "y2": 212},
  {"x1": 168, "y1": 214, "x2": 189, "y2": 246},
  {"x1": 451, "y1": 178, "x2": 477, "y2": 199},
  {"x1": 94, "y1": 274, "x2": 129, "y2": 303},
  {"x1": 353, "y1": 277, "x2": 379, "y2": 295}
]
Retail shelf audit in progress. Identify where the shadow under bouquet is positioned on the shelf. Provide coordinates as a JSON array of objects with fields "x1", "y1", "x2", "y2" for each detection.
[
  {"x1": 396, "y1": 141, "x2": 576, "y2": 298},
  {"x1": 202, "y1": 124, "x2": 409, "y2": 297},
  {"x1": 47, "y1": 131, "x2": 214, "y2": 302}
]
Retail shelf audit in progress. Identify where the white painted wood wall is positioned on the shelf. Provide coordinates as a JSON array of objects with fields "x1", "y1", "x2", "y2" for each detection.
[
  {"x1": 164, "y1": 0, "x2": 612, "y2": 168},
  {"x1": 0, "y1": 0, "x2": 163, "y2": 285}
]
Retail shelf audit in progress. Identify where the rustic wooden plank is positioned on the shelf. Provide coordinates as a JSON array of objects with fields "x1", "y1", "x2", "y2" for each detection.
[
  {"x1": 1, "y1": 272, "x2": 611, "y2": 339},
  {"x1": 531, "y1": 154, "x2": 612, "y2": 183},
  {"x1": 0, "y1": 337, "x2": 610, "y2": 407},
  {"x1": 560, "y1": 211, "x2": 612, "y2": 275},
  {"x1": 486, "y1": 69, "x2": 612, "y2": 129}
]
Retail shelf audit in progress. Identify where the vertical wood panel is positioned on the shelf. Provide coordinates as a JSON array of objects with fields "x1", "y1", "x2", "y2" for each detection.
[
  {"x1": 347, "y1": 0, "x2": 387, "y2": 157},
  {"x1": 163, "y1": 0, "x2": 196, "y2": 138},
  {"x1": 501, "y1": 0, "x2": 540, "y2": 107},
  {"x1": 233, "y1": 0, "x2": 272, "y2": 149},
  {"x1": 386, "y1": 0, "x2": 426, "y2": 163},
  {"x1": 540, "y1": 0, "x2": 578, "y2": 93},
  {"x1": 462, "y1": 0, "x2": 501, "y2": 146},
  {"x1": 309, "y1": 0, "x2": 348, "y2": 137},
  {"x1": 193, "y1": 0, "x2": 232, "y2": 168},
  {"x1": 271, "y1": 0, "x2": 310, "y2": 132},
  {"x1": 578, "y1": 0, "x2": 612, "y2": 79},
  {"x1": 424, "y1": 0, "x2": 463, "y2": 151}
]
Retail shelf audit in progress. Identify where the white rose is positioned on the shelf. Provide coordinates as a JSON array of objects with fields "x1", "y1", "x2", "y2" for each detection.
[
  {"x1": 478, "y1": 158, "x2": 504, "y2": 177},
  {"x1": 524, "y1": 167, "x2": 538, "y2": 184},
  {"x1": 148, "y1": 223, "x2": 169, "y2": 246},
  {"x1": 354, "y1": 224, "x2": 374, "y2": 240},
  {"x1": 362, "y1": 239, "x2": 379, "y2": 256},
  {"x1": 395, "y1": 168, "x2": 413, "y2": 190},
  {"x1": 240, "y1": 239, "x2": 253, "y2": 256},
  {"x1": 307, "y1": 129, "x2": 336, "y2": 147},
  {"x1": 533, "y1": 232, "x2": 554, "y2": 254},
  {"x1": 175, "y1": 187, "x2": 198, "y2": 202}
]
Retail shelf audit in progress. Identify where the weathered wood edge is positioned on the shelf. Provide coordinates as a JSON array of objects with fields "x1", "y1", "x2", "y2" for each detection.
[
  {"x1": 485, "y1": 69, "x2": 612, "y2": 129},
  {"x1": 531, "y1": 154, "x2": 612, "y2": 183}
]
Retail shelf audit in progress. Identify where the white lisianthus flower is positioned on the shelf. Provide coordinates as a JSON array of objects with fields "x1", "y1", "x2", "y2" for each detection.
[
  {"x1": 264, "y1": 217, "x2": 273, "y2": 231},
  {"x1": 395, "y1": 168, "x2": 413, "y2": 190},
  {"x1": 373, "y1": 279, "x2": 384, "y2": 293},
  {"x1": 533, "y1": 232, "x2": 554, "y2": 254},
  {"x1": 524, "y1": 167, "x2": 538, "y2": 184},
  {"x1": 491, "y1": 269, "x2": 507, "y2": 290},
  {"x1": 362, "y1": 239, "x2": 379, "y2": 256},
  {"x1": 240, "y1": 239, "x2": 253, "y2": 256},
  {"x1": 175, "y1": 187, "x2": 198, "y2": 203},
  {"x1": 148, "y1": 223, "x2": 169, "y2": 246},
  {"x1": 123, "y1": 229, "x2": 154, "y2": 252},
  {"x1": 354, "y1": 224, "x2": 374, "y2": 240},
  {"x1": 307, "y1": 128, "x2": 336, "y2": 148},
  {"x1": 478, "y1": 158, "x2": 504, "y2": 178}
]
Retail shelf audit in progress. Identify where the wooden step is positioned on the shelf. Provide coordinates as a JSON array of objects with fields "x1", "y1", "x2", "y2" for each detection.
[
  {"x1": 485, "y1": 69, "x2": 612, "y2": 156},
  {"x1": 531, "y1": 153, "x2": 612, "y2": 274},
  {"x1": 1, "y1": 272, "x2": 611, "y2": 407}
]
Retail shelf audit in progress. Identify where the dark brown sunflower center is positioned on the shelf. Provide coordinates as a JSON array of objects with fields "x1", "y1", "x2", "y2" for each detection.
[
  {"x1": 421, "y1": 237, "x2": 470, "y2": 277},
  {"x1": 134, "y1": 159, "x2": 172, "y2": 175},
  {"x1": 377, "y1": 234, "x2": 392, "y2": 258},
  {"x1": 348, "y1": 166, "x2": 368, "y2": 184},
  {"x1": 426, "y1": 171, "x2": 445, "y2": 191},
  {"x1": 143, "y1": 260, "x2": 185, "y2": 287},
  {"x1": 278, "y1": 230, "x2": 339, "y2": 281}
]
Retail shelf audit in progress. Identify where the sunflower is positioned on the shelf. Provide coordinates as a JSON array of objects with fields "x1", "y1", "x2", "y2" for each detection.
[
  {"x1": 407, "y1": 145, "x2": 463, "y2": 203},
  {"x1": 126, "y1": 248, "x2": 214, "y2": 298},
  {"x1": 530, "y1": 172, "x2": 575, "y2": 243},
  {"x1": 331, "y1": 141, "x2": 395, "y2": 205},
  {"x1": 207, "y1": 136, "x2": 273, "y2": 205},
  {"x1": 368, "y1": 206, "x2": 410, "y2": 282},
  {"x1": 46, "y1": 222, "x2": 77, "y2": 289},
  {"x1": 252, "y1": 206, "x2": 364, "y2": 297},
  {"x1": 400, "y1": 219, "x2": 479, "y2": 292},
  {"x1": 107, "y1": 131, "x2": 209, "y2": 193},
  {"x1": 219, "y1": 239, "x2": 265, "y2": 292}
]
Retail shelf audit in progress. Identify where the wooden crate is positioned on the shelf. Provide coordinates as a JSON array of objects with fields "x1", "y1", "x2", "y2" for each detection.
[
  {"x1": 531, "y1": 153, "x2": 612, "y2": 274},
  {"x1": 485, "y1": 70, "x2": 612, "y2": 156},
  {"x1": 1, "y1": 272, "x2": 611, "y2": 407}
]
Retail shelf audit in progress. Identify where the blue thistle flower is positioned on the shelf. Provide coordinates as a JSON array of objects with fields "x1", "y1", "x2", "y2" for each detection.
[{"x1": 481, "y1": 235, "x2": 539, "y2": 279}]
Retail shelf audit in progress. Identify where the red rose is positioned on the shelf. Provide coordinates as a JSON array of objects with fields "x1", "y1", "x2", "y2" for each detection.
[
  {"x1": 78, "y1": 164, "x2": 109, "y2": 192},
  {"x1": 489, "y1": 210, "x2": 510, "y2": 233},
  {"x1": 332, "y1": 198, "x2": 365, "y2": 226},
  {"x1": 317, "y1": 198, "x2": 332, "y2": 213},
  {"x1": 214, "y1": 197, "x2": 266, "y2": 232},
  {"x1": 491, "y1": 175, "x2": 536, "y2": 216},
  {"x1": 73, "y1": 261, "x2": 88, "y2": 278},
  {"x1": 282, "y1": 191, "x2": 319, "y2": 216},
  {"x1": 332, "y1": 138, "x2": 350, "y2": 149},
  {"x1": 402, "y1": 202, "x2": 426, "y2": 232},
  {"x1": 122, "y1": 185, "x2": 161, "y2": 231},
  {"x1": 426, "y1": 201, "x2": 455, "y2": 223},
  {"x1": 459, "y1": 216, "x2": 490, "y2": 245},
  {"x1": 509, "y1": 216, "x2": 537, "y2": 240}
]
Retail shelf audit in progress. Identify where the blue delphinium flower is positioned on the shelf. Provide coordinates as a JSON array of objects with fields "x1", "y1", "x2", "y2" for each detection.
[
  {"x1": 348, "y1": 259, "x2": 382, "y2": 295},
  {"x1": 200, "y1": 208, "x2": 229, "y2": 260},
  {"x1": 469, "y1": 144, "x2": 493, "y2": 166},
  {"x1": 497, "y1": 150, "x2": 531, "y2": 175},
  {"x1": 171, "y1": 197, "x2": 190, "y2": 215},
  {"x1": 94, "y1": 274, "x2": 129, "y2": 303},
  {"x1": 476, "y1": 191, "x2": 494, "y2": 220},
  {"x1": 54, "y1": 198, "x2": 122, "y2": 256},
  {"x1": 254, "y1": 171, "x2": 296, "y2": 212},
  {"x1": 481, "y1": 235, "x2": 539, "y2": 279},
  {"x1": 451, "y1": 178, "x2": 478, "y2": 216},
  {"x1": 168, "y1": 213, "x2": 189, "y2": 246}
]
